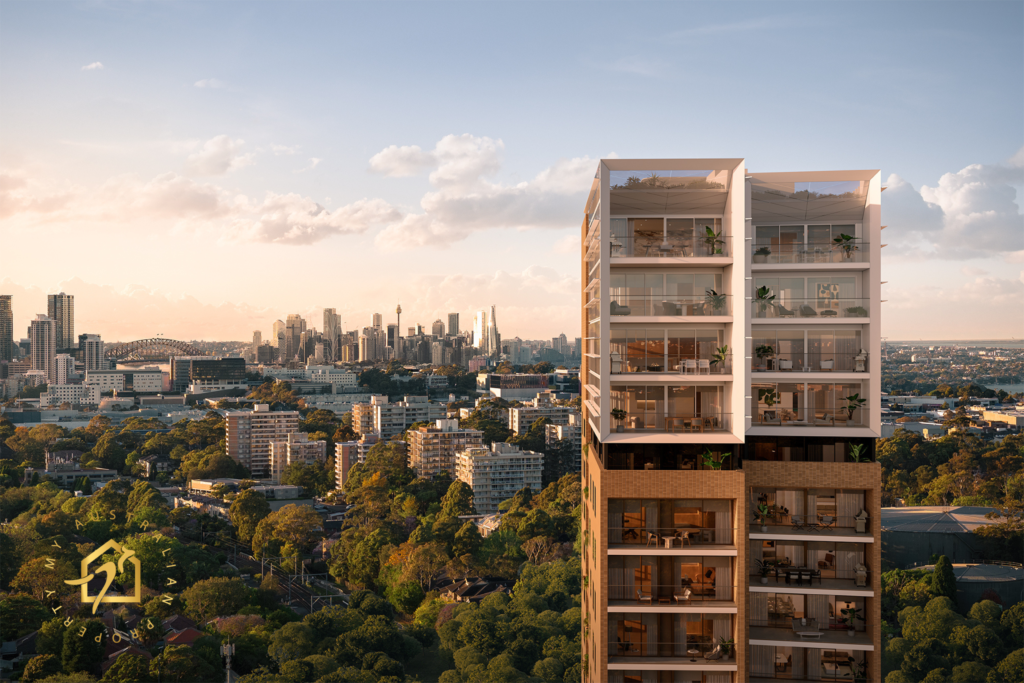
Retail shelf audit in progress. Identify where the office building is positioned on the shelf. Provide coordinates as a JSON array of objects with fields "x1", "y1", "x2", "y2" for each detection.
[
  {"x1": 579, "y1": 159, "x2": 882, "y2": 683},
  {"x1": 285, "y1": 314, "x2": 305, "y2": 361},
  {"x1": 487, "y1": 305, "x2": 500, "y2": 356},
  {"x1": 224, "y1": 404, "x2": 301, "y2": 479},
  {"x1": 269, "y1": 432, "x2": 327, "y2": 484},
  {"x1": 0, "y1": 295, "x2": 12, "y2": 362},
  {"x1": 272, "y1": 320, "x2": 285, "y2": 348},
  {"x1": 47, "y1": 292, "x2": 75, "y2": 350},
  {"x1": 79, "y1": 334, "x2": 106, "y2": 372},
  {"x1": 54, "y1": 353, "x2": 74, "y2": 385},
  {"x1": 476, "y1": 372, "x2": 551, "y2": 400},
  {"x1": 169, "y1": 356, "x2": 243, "y2": 393},
  {"x1": 455, "y1": 442, "x2": 543, "y2": 515},
  {"x1": 474, "y1": 310, "x2": 488, "y2": 352},
  {"x1": 85, "y1": 368, "x2": 164, "y2": 393},
  {"x1": 448, "y1": 313, "x2": 459, "y2": 337},
  {"x1": 324, "y1": 308, "x2": 342, "y2": 359},
  {"x1": 408, "y1": 418, "x2": 484, "y2": 479},
  {"x1": 387, "y1": 324, "x2": 399, "y2": 351},
  {"x1": 29, "y1": 314, "x2": 56, "y2": 383},
  {"x1": 40, "y1": 384, "x2": 101, "y2": 407},
  {"x1": 509, "y1": 390, "x2": 576, "y2": 434},
  {"x1": 432, "y1": 319, "x2": 445, "y2": 337},
  {"x1": 252, "y1": 331, "x2": 262, "y2": 360}
]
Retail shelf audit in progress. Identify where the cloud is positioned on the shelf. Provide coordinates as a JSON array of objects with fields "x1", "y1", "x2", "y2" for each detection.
[
  {"x1": 272, "y1": 144, "x2": 299, "y2": 156},
  {"x1": 81, "y1": 62, "x2": 103, "y2": 71},
  {"x1": 184, "y1": 135, "x2": 255, "y2": 176},
  {"x1": 294, "y1": 158, "x2": 321, "y2": 173},
  {"x1": 226, "y1": 194, "x2": 400, "y2": 244},
  {"x1": 884, "y1": 154, "x2": 1024, "y2": 260},
  {"x1": 0, "y1": 171, "x2": 74, "y2": 219},
  {"x1": 194, "y1": 78, "x2": 226, "y2": 89},
  {"x1": 552, "y1": 232, "x2": 581, "y2": 254},
  {"x1": 372, "y1": 134, "x2": 598, "y2": 250}
]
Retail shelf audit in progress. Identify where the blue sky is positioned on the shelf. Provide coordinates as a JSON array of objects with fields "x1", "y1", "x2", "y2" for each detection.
[{"x1": 1, "y1": 1, "x2": 1022, "y2": 342}]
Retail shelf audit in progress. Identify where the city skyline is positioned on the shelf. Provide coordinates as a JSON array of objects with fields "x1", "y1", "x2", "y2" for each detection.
[{"x1": 1, "y1": 3, "x2": 1021, "y2": 342}]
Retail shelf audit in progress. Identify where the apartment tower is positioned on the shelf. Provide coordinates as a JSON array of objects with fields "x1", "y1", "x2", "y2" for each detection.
[
  {"x1": 78, "y1": 334, "x2": 105, "y2": 372},
  {"x1": 448, "y1": 312, "x2": 459, "y2": 337},
  {"x1": 580, "y1": 160, "x2": 882, "y2": 683},
  {"x1": 47, "y1": 292, "x2": 75, "y2": 350},
  {"x1": 0, "y1": 295, "x2": 13, "y2": 361},
  {"x1": 29, "y1": 314, "x2": 57, "y2": 383},
  {"x1": 224, "y1": 403, "x2": 301, "y2": 479}
]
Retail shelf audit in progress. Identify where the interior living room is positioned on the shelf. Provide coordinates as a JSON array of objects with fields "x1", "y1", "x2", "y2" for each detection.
[{"x1": 608, "y1": 498, "x2": 736, "y2": 549}]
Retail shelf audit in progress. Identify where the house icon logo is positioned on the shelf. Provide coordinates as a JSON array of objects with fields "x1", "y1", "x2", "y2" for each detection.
[{"x1": 65, "y1": 539, "x2": 142, "y2": 614}]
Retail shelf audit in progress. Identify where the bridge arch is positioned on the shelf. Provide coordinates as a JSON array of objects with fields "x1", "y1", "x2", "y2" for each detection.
[{"x1": 104, "y1": 338, "x2": 205, "y2": 361}]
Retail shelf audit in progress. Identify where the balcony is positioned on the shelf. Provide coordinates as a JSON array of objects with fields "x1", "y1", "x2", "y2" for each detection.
[
  {"x1": 750, "y1": 644, "x2": 870, "y2": 680},
  {"x1": 611, "y1": 294, "x2": 733, "y2": 318},
  {"x1": 609, "y1": 526, "x2": 738, "y2": 551},
  {"x1": 755, "y1": 408, "x2": 866, "y2": 429},
  {"x1": 609, "y1": 555, "x2": 736, "y2": 607},
  {"x1": 751, "y1": 241, "x2": 869, "y2": 265},
  {"x1": 750, "y1": 352, "x2": 866, "y2": 374},
  {"x1": 609, "y1": 499, "x2": 735, "y2": 551},
  {"x1": 608, "y1": 611, "x2": 737, "y2": 668},
  {"x1": 752, "y1": 298, "x2": 868, "y2": 320},
  {"x1": 613, "y1": 353, "x2": 733, "y2": 376},
  {"x1": 614, "y1": 409, "x2": 733, "y2": 435},
  {"x1": 612, "y1": 234, "x2": 732, "y2": 258}
]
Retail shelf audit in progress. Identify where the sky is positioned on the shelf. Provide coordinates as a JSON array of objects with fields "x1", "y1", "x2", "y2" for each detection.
[{"x1": 1, "y1": 1, "x2": 1022, "y2": 343}]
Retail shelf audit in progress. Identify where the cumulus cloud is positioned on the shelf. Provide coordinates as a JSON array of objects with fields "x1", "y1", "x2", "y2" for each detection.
[
  {"x1": 194, "y1": 78, "x2": 226, "y2": 89},
  {"x1": 885, "y1": 150, "x2": 1024, "y2": 260},
  {"x1": 294, "y1": 158, "x2": 321, "y2": 173},
  {"x1": 272, "y1": 144, "x2": 299, "y2": 156},
  {"x1": 372, "y1": 134, "x2": 598, "y2": 250},
  {"x1": 81, "y1": 62, "x2": 103, "y2": 70},
  {"x1": 184, "y1": 135, "x2": 255, "y2": 176},
  {"x1": 226, "y1": 194, "x2": 400, "y2": 244}
]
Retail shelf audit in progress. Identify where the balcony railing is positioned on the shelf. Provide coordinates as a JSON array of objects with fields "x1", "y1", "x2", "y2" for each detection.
[
  {"x1": 612, "y1": 354, "x2": 732, "y2": 375},
  {"x1": 613, "y1": 411, "x2": 732, "y2": 434},
  {"x1": 610, "y1": 583, "x2": 736, "y2": 603},
  {"x1": 751, "y1": 352, "x2": 865, "y2": 373},
  {"x1": 754, "y1": 514, "x2": 867, "y2": 533},
  {"x1": 609, "y1": 526, "x2": 736, "y2": 547},
  {"x1": 755, "y1": 408, "x2": 866, "y2": 427},
  {"x1": 611, "y1": 235, "x2": 732, "y2": 258},
  {"x1": 608, "y1": 640, "x2": 735, "y2": 661},
  {"x1": 751, "y1": 241, "x2": 869, "y2": 264},
  {"x1": 752, "y1": 298, "x2": 868, "y2": 319},
  {"x1": 751, "y1": 567, "x2": 870, "y2": 588},
  {"x1": 611, "y1": 294, "x2": 733, "y2": 317},
  {"x1": 750, "y1": 618, "x2": 865, "y2": 633}
]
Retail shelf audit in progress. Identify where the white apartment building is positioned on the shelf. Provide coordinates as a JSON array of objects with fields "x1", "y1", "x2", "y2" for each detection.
[
  {"x1": 508, "y1": 390, "x2": 576, "y2": 434},
  {"x1": 455, "y1": 442, "x2": 543, "y2": 515},
  {"x1": 79, "y1": 334, "x2": 106, "y2": 372},
  {"x1": 224, "y1": 404, "x2": 301, "y2": 479},
  {"x1": 54, "y1": 354, "x2": 75, "y2": 385},
  {"x1": 408, "y1": 418, "x2": 484, "y2": 479},
  {"x1": 29, "y1": 314, "x2": 56, "y2": 383},
  {"x1": 545, "y1": 411, "x2": 583, "y2": 454},
  {"x1": 40, "y1": 384, "x2": 100, "y2": 407},
  {"x1": 268, "y1": 432, "x2": 327, "y2": 484},
  {"x1": 85, "y1": 368, "x2": 164, "y2": 393},
  {"x1": 335, "y1": 441, "x2": 358, "y2": 489},
  {"x1": 351, "y1": 395, "x2": 447, "y2": 439},
  {"x1": 305, "y1": 366, "x2": 359, "y2": 388}
]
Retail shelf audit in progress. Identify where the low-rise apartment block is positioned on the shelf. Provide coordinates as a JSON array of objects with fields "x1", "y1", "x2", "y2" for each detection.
[
  {"x1": 224, "y1": 404, "x2": 300, "y2": 479},
  {"x1": 40, "y1": 383, "x2": 100, "y2": 407},
  {"x1": 86, "y1": 368, "x2": 164, "y2": 393},
  {"x1": 408, "y1": 418, "x2": 484, "y2": 479},
  {"x1": 455, "y1": 442, "x2": 543, "y2": 515},
  {"x1": 545, "y1": 411, "x2": 583, "y2": 455},
  {"x1": 269, "y1": 432, "x2": 327, "y2": 484},
  {"x1": 509, "y1": 390, "x2": 576, "y2": 434},
  {"x1": 352, "y1": 395, "x2": 447, "y2": 439}
]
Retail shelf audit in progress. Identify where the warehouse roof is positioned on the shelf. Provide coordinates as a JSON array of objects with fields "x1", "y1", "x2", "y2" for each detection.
[{"x1": 880, "y1": 506, "x2": 1004, "y2": 533}]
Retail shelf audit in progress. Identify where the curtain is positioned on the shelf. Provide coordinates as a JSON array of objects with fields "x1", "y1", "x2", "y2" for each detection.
[
  {"x1": 705, "y1": 500, "x2": 731, "y2": 544},
  {"x1": 641, "y1": 671, "x2": 656, "y2": 683},
  {"x1": 641, "y1": 613, "x2": 658, "y2": 656},
  {"x1": 644, "y1": 500, "x2": 658, "y2": 537},
  {"x1": 793, "y1": 647, "x2": 806, "y2": 678},
  {"x1": 712, "y1": 615, "x2": 731, "y2": 650},
  {"x1": 808, "y1": 594, "x2": 830, "y2": 626},
  {"x1": 750, "y1": 592, "x2": 769, "y2": 623},
  {"x1": 641, "y1": 555, "x2": 657, "y2": 595},
  {"x1": 778, "y1": 542, "x2": 804, "y2": 567},
  {"x1": 837, "y1": 491, "x2": 863, "y2": 526},
  {"x1": 806, "y1": 492, "x2": 817, "y2": 519},
  {"x1": 707, "y1": 556, "x2": 732, "y2": 600},
  {"x1": 673, "y1": 613, "x2": 688, "y2": 655},
  {"x1": 609, "y1": 563, "x2": 625, "y2": 600},
  {"x1": 807, "y1": 543, "x2": 826, "y2": 573},
  {"x1": 751, "y1": 645, "x2": 774, "y2": 676},
  {"x1": 807, "y1": 647, "x2": 823, "y2": 681},
  {"x1": 706, "y1": 674, "x2": 731, "y2": 683},
  {"x1": 777, "y1": 489, "x2": 803, "y2": 516},
  {"x1": 837, "y1": 546, "x2": 858, "y2": 578},
  {"x1": 750, "y1": 539, "x2": 764, "y2": 563},
  {"x1": 610, "y1": 500, "x2": 623, "y2": 544},
  {"x1": 608, "y1": 672, "x2": 623, "y2": 683}
]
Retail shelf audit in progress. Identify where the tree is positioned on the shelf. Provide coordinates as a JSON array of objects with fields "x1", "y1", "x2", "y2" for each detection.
[
  {"x1": 440, "y1": 481, "x2": 476, "y2": 519},
  {"x1": 230, "y1": 490, "x2": 272, "y2": 544},
  {"x1": 101, "y1": 654, "x2": 152, "y2": 683},
  {"x1": 21, "y1": 655, "x2": 62, "y2": 682},
  {"x1": 994, "y1": 649, "x2": 1024, "y2": 683},
  {"x1": 251, "y1": 504, "x2": 322, "y2": 558},
  {"x1": 12, "y1": 558, "x2": 77, "y2": 601},
  {"x1": 62, "y1": 619, "x2": 106, "y2": 675},
  {"x1": 181, "y1": 577, "x2": 251, "y2": 623},
  {"x1": 151, "y1": 645, "x2": 217, "y2": 683},
  {"x1": 0, "y1": 594, "x2": 50, "y2": 641},
  {"x1": 267, "y1": 622, "x2": 317, "y2": 665},
  {"x1": 932, "y1": 555, "x2": 958, "y2": 605}
]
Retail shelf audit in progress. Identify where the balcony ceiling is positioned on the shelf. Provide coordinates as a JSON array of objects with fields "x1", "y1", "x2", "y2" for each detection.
[
  {"x1": 750, "y1": 175, "x2": 873, "y2": 223},
  {"x1": 611, "y1": 189, "x2": 729, "y2": 216}
]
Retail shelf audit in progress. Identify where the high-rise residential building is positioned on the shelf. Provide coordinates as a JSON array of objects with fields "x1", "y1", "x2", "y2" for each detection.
[
  {"x1": 324, "y1": 308, "x2": 342, "y2": 359},
  {"x1": 47, "y1": 292, "x2": 75, "y2": 350},
  {"x1": 252, "y1": 331, "x2": 262, "y2": 360},
  {"x1": 448, "y1": 313, "x2": 459, "y2": 337},
  {"x1": 580, "y1": 159, "x2": 882, "y2": 683},
  {"x1": 54, "y1": 354, "x2": 74, "y2": 385},
  {"x1": 224, "y1": 404, "x2": 301, "y2": 478},
  {"x1": 78, "y1": 334, "x2": 105, "y2": 372},
  {"x1": 29, "y1": 314, "x2": 56, "y2": 383},
  {"x1": 372, "y1": 312, "x2": 383, "y2": 329},
  {"x1": 0, "y1": 295, "x2": 13, "y2": 362},
  {"x1": 408, "y1": 418, "x2": 484, "y2": 479},
  {"x1": 474, "y1": 310, "x2": 488, "y2": 352},
  {"x1": 335, "y1": 441, "x2": 359, "y2": 489},
  {"x1": 487, "y1": 305, "x2": 500, "y2": 356},
  {"x1": 272, "y1": 320, "x2": 285, "y2": 348},
  {"x1": 269, "y1": 432, "x2": 327, "y2": 484},
  {"x1": 455, "y1": 442, "x2": 543, "y2": 515},
  {"x1": 431, "y1": 319, "x2": 445, "y2": 337},
  {"x1": 285, "y1": 314, "x2": 304, "y2": 360}
]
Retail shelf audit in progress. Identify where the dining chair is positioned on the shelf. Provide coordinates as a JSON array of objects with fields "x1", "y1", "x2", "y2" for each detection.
[
  {"x1": 698, "y1": 359, "x2": 710, "y2": 374},
  {"x1": 683, "y1": 359, "x2": 697, "y2": 374}
]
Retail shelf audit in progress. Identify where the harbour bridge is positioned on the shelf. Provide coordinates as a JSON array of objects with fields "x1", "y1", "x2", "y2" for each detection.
[{"x1": 104, "y1": 338, "x2": 205, "y2": 362}]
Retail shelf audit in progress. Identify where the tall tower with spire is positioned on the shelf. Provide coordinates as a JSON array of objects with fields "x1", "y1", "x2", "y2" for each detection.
[{"x1": 395, "y1": 304, "x2": 402, "y2": 338}]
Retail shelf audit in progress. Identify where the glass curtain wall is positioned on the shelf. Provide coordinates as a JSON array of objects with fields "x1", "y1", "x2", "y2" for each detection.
[
  {"x1": 610, "y1": 328, "x2": 724, "y2": 373},
  {"x1": 611, "y1": 386, "x2": 725, "y2": 431},
  {"x1": 751, "y1": 329, "x2": 862, "y2": 372},
  {"x1": 611, "y1": 218, "x2": 724, "y2": 257},
  {"x1": 753, "y1": 383, "x2": 865, "y2": 425}
]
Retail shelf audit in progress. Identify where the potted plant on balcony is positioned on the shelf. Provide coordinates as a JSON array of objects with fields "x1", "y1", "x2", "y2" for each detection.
[
  {"x1": 755, "y1": 503, "x2": 770, "y2": 534},
  {"x1": 611, "y1": 408, "x2": 627, "y2": 433},
  {"x1": 832, "y1": 233, "x2": 859, "y2": 259},
  {"x1": 839, "y1": 605, "x2": 864, "y2": 636},
  {"x1": 709, "y1": 345, "x2": 730, "y2": 372},
  {"x1": 758, "y1": 388, "x2": 779, "y2": 422},
  {"x1": 701, "y1": 448, "x2": 729, "y2": 470},
  {"x1": 718, "y1": 636, "x2": 735, "y2": 659},
  {"x1": 844, "y1": 393, "x2": 867, "y2": 426},
  {"x1": 754, "y1": 345, "x2": 776, "y2": 371},
  {"x1": 844, "y1": 305, "x2": 868, "y2": 317},
  {"x1": 754, "y1": 558, "x2": 772, "y2": 584},
  {"x1": 703, "y1": 225, "x2": 725, "y2": 255},
  {"x1": 753, "y1": 246, "x2": 772, "y2": 263},
  {"x1": 704, "y1": 289, "x2": 727, "y2": 315},
  {"x1": 754, "y1": 286, "x2": 775, "y2": 317},
  {"x1": 848, "y1": 443, "x2": 867, "y2": 463}
]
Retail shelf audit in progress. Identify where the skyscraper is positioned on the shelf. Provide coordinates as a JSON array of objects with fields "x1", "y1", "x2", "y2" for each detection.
[
  {"x1": 487, "y1": 305, "x2": 500, "y2": 357},
  {"x1": 29, "y1": 314, "x2": 56, "y2": 383},
  {"x1": 473, "y1": 310, "x2": 488, "y2": 353},
  {"x1": 324, "y1": 308, "x2": 342, "y2": 359},
  {"x1": 78, "y1": 334, "x2": 105, "y2": 372},
  {"x1": 386, "y1": 324, "x2": 398, "y2": 350},
  {"x1": 396, "y1": 304, "x2": 402, "y2": 341},
  {"x1": 580, "y1": 159, "x2": 882, "y2": 683},
  {"x1": 285, "y1": 314, "x2": 304, "y2": 361},
  {"x1": 372, "y1": 312, "x2": 383, "y2": 329},
  {"x1": 54, "y1": 353, "x2": 74, "y2": 385},
  {"x1": 0, "y1": 295, "x2": 12, "y2": 361},
  {"x1": 252, "y1": 331, "x2": 262, "y2": 360},
  {"x1": 448, "y1": 312, "x2": 459, "y2": 337},
  {"x1": 431, "y1": 319, "x2": 445, "y2": 337},
  {"x1": 47, "y1": 292, "x2": 74, "y2": 350},
  {"x1": 272, "y1": 320, "x2": 285, "y2": 348}
]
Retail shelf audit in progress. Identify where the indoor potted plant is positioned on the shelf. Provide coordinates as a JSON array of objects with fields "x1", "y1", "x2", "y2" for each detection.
[
  {"x1": 702, "y1": 224, "x2": 725, "y2": 255},
  {"x1": 754, "y1": 558, "x2": 772, "y2": 584},
  {"x1": 832, "y1": 233, "x2": 859, "y2": 259},
  {"x1": 704, "y1": 289, "x2": 727, "y2": 315},
  {"x1": 611, "y1": 408, "x2": 626, "y2": 432},
  {"x1": 839, "y1": 605, "x2": 864, "y2": 636},
  {"x1": 709, "y1": 345, "x2": 730, "y2": 372},
  {"x1": 848, "y1": 443, "x2": 867, "y2": 463},
  {"x1": 701, "y1": 448, "x2": 729, "y2": 470},
  {"x1": 753, "y1": 246, "x2": 772, "y2": 263},
  {"x1": 844, "y1": 393, "x2": 866, "y2": 426},
  {"x1": 754, "y1": 344, "x2": 776, "y2": 371},
  {"x1": 758, "y1": 388, "x2": 779, "y2": 422},
  {"x1": 755, "y1": 503, "x2": 770, "y2": 533},
  {"x1": 754, "y1": 286, "x2": 775, "y2": 317}
]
